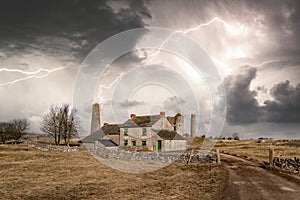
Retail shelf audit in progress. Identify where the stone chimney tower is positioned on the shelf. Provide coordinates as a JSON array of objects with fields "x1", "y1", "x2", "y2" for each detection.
[
  {"x1": 190, "y1": 114, "x2": 196, "y2": 137},
  {"x1": 90, "y1": 103, "x2": 101, "y2": 134},
  {"x1": 175, "y1": 113, "x2": 183, "y2": 135}
]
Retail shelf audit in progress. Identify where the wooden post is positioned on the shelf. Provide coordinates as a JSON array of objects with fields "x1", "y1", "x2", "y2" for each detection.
[
  {"x1": 94, "y1": 141, "x2": 97, "y2": 154},
  {"x1": 216, "y1": 149, "x2": 221, "y2": 163},
  {"x1": 187, "y1": 149, "x2": 194, "y2": 164},
  {"x1": 269, "y1": 148, "x2": 274, "y2": 166}
]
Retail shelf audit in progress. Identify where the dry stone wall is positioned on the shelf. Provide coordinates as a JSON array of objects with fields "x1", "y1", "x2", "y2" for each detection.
[
  {"x1": 26, "y1": 142, "x2": 217, "y2": 164},
  {"x1": 27, "y1": 142, "x2": 84, "y2": 152},
  {"x1": 89, "y1": 145, "x2": 217, "y2": 163},
  {"x1": 273, "y1": 157, "x2": 300, "y2": 173}
]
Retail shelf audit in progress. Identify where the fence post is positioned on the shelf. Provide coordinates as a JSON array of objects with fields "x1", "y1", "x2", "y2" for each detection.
[
  {"x1": 269, "y1": 148, "x2": 274, "y2": 166},
  {"x1": 216, "y1": 149, "x2": 221, "y2": 163},
  {"x1": 187, "y1": 149, "x2": 194, "y2": 164}
]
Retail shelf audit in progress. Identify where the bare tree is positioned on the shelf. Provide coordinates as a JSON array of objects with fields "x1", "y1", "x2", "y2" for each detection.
[
  {"x1": 61, "y1": 104, "x2": 80, "y2": 146},
  {"x1": 41, "y1": 104, "x2": 80, "y2": 145},
  {"x1": 0, "y1": 122, "x2": 11, "y2": 144},
  {"x1": 9, "y1": 119, "x2": 30, "y2": 143},
  {"x1": 41, "y1": 106, "x2": 60, "y2": 145}
]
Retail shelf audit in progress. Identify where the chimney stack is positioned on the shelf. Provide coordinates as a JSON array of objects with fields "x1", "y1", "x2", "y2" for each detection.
[
  {"x1": 175, "y1": 113, "x2": 183, "y2": 135},
  {"x1": 190, "y1": 114, "x2": 196, "y2": 137},
  {"x1": 90, "y1": 103, "x2": 101, "y2": 134},
  {"x1": 130, "y1": 114, "x2": 136, "y2": 118}
]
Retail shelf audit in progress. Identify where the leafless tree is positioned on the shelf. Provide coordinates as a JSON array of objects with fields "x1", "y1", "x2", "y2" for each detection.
[
  {"x1": 9, "y1": 119, "x2": 30, "y2": 143},
  {"x1": 40, "y1": 106, "x2": 61, "y2": 145},
  {"x1": 61, "y1": 104, "x2": 80, "y2": 146},
  {"x1": 0, "y1": 122, "x2": 11, "y2": 144},
  {"x1": 41, "y1": 104, "x2": 80, "y2": 145}
]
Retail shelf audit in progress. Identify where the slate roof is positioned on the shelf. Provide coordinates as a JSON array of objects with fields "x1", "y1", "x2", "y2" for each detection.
[
  {"x1": 81, "y1": 128, "x2": 105, "y2": 143},
  {"x1": 157, "y1": 130, "x2": 185, "y2": 140},
  {"x1": 119, "y1": 115, "x2": 162, "y2": 128},
  {"x1": 98, "y1": 139, "x2": 118, "y2": 147},
  {"x1": 101, "y1": 124, "x2": 120, "y2": 135}
]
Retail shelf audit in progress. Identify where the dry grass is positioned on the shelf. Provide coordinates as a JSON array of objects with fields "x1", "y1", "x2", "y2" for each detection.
[
  {"x1": 213, "y1": 140, "x2": 300, "y2": 164},
  {"x1": 212, "y1": 139, "x2": 300, "y2": 182},
  {"x1": 0, "y1": 145, "x2": 226, "y2": 200}
]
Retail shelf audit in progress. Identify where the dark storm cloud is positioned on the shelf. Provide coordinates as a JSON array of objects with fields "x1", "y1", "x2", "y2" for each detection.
[
  {"x1": 224, "y1": 66, "x2": 261, "y2": 124},
  {"x1": 242, "y1": 0, "x2": 300, "y2": 59},
  {"x1": 151, "y1": 0, "x2": 300, "y2": 73},
  {"x1": 225, "y1": 67, "x2": 300, "y2": 124},
  {"x1": 0, "y1": 0, "x2": 151, "y2": 60},
  {"x1": 119, "y1": 99, "x2": 145, "y2": 108},
  {"x1": 240, "y1": 0, "x2": 300, "y2": 61},
  {"x1": 263, "y1": 80, "x2": 300, "y2": 122}
]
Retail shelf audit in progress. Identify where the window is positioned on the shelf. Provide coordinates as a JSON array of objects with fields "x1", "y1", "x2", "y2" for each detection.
[
  {"x1": 132, "y1": 140, "x2": 136, "y2": 146},
  {"x1": 124, "y1": 140, "x2": 128, "y2": 146},
  {"x1": 142, "y1": 140, "x2": 147, "y2": 146},
  {"x1": 142, "y1": 128, "x2": 147, "y2": 136},
  {"x1": 124, "y1": 128, "x2": 128, "y2": 136}
]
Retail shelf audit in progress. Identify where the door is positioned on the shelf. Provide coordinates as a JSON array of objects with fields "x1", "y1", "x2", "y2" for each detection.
[{"x1": 157, "y1": 140, "x2": 162, "y2": 151}]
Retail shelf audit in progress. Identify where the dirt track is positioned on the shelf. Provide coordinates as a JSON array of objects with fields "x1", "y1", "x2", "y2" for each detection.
[{"x1": 221, "y1": 154, "x2": 300, "y2": 200}]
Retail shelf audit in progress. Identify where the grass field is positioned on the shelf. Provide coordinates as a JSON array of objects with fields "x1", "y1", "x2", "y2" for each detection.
[
  {"x1": 213, "y1": 140, "x2": 300, "y2": 164},
  {"x1": 0, "y1": 145, "x2": 226, "y2": 200}
]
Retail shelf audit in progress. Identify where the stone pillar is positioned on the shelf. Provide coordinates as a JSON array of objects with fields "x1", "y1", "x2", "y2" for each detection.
[
  {"x1": 91, "y1": 103, "x2": 101, "y2": 134},
  {"x1": 190, "y1": 114, "x2": 196, "y2": 137}
]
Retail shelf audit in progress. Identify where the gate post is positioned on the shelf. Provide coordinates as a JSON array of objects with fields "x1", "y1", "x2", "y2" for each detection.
[
  {"x1": 216, "y1": 149, "x2": 221, "y2": 163},
  {"x1": 269, "y1": 148, "x2": 274, "y2": 166}
]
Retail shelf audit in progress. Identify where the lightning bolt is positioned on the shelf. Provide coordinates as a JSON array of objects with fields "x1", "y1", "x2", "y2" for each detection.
[
  {"x1": 146, "y1": 17, "x2": 244, "y2": 63},
  {"x1": 97, "y1": 17, "x2": 244, "y2": 104},
  {"x1": 0, "y1": 62, "x2": 72, "y2": 87},
  {"x1": 97, "y1": 72, "x2": 124, "y2": 106}
]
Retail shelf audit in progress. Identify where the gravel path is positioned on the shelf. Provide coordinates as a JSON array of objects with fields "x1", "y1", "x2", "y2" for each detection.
[{"x1": 221, "y1": 154, "x2": 300, "y2": 200}]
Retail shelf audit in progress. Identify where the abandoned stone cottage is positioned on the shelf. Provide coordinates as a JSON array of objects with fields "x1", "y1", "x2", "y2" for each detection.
[
  {"x1": 82, "y1": 103, "x2": 187, "y2": 152},
  {"x1": 119, "y1": 113, "x2": 186, "y2": 151}
]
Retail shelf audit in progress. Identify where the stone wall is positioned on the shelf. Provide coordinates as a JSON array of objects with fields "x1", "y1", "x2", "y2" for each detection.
[
  {"x1": 176, "y1": 154, "x2": 218, "y2": 164},
  {"x1": 26, "y1": 142, "x2": 217, "y2": 164},
  {"x1": 27, "y1": 142, "x2": 84, "y2": 152},
  {"x1": 88, "y1": 145, "x2": 217, "y2": 163},
  {"x1": 164, "y1": 140, "x2": 187, "y2": 152},
  {"x1": 273, "y1": 157, "x2": 300, "y2": 173}
]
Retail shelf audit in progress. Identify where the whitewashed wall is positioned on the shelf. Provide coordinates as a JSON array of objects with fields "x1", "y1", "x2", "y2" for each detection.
[{"x1": 163, "y1": 140, "x2": 187, "y2": 152}]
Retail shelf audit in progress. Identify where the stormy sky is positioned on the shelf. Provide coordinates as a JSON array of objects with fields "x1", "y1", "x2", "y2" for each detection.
[{"x1": 0, "y1": 0, "x2": 300, "y2": 139}]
